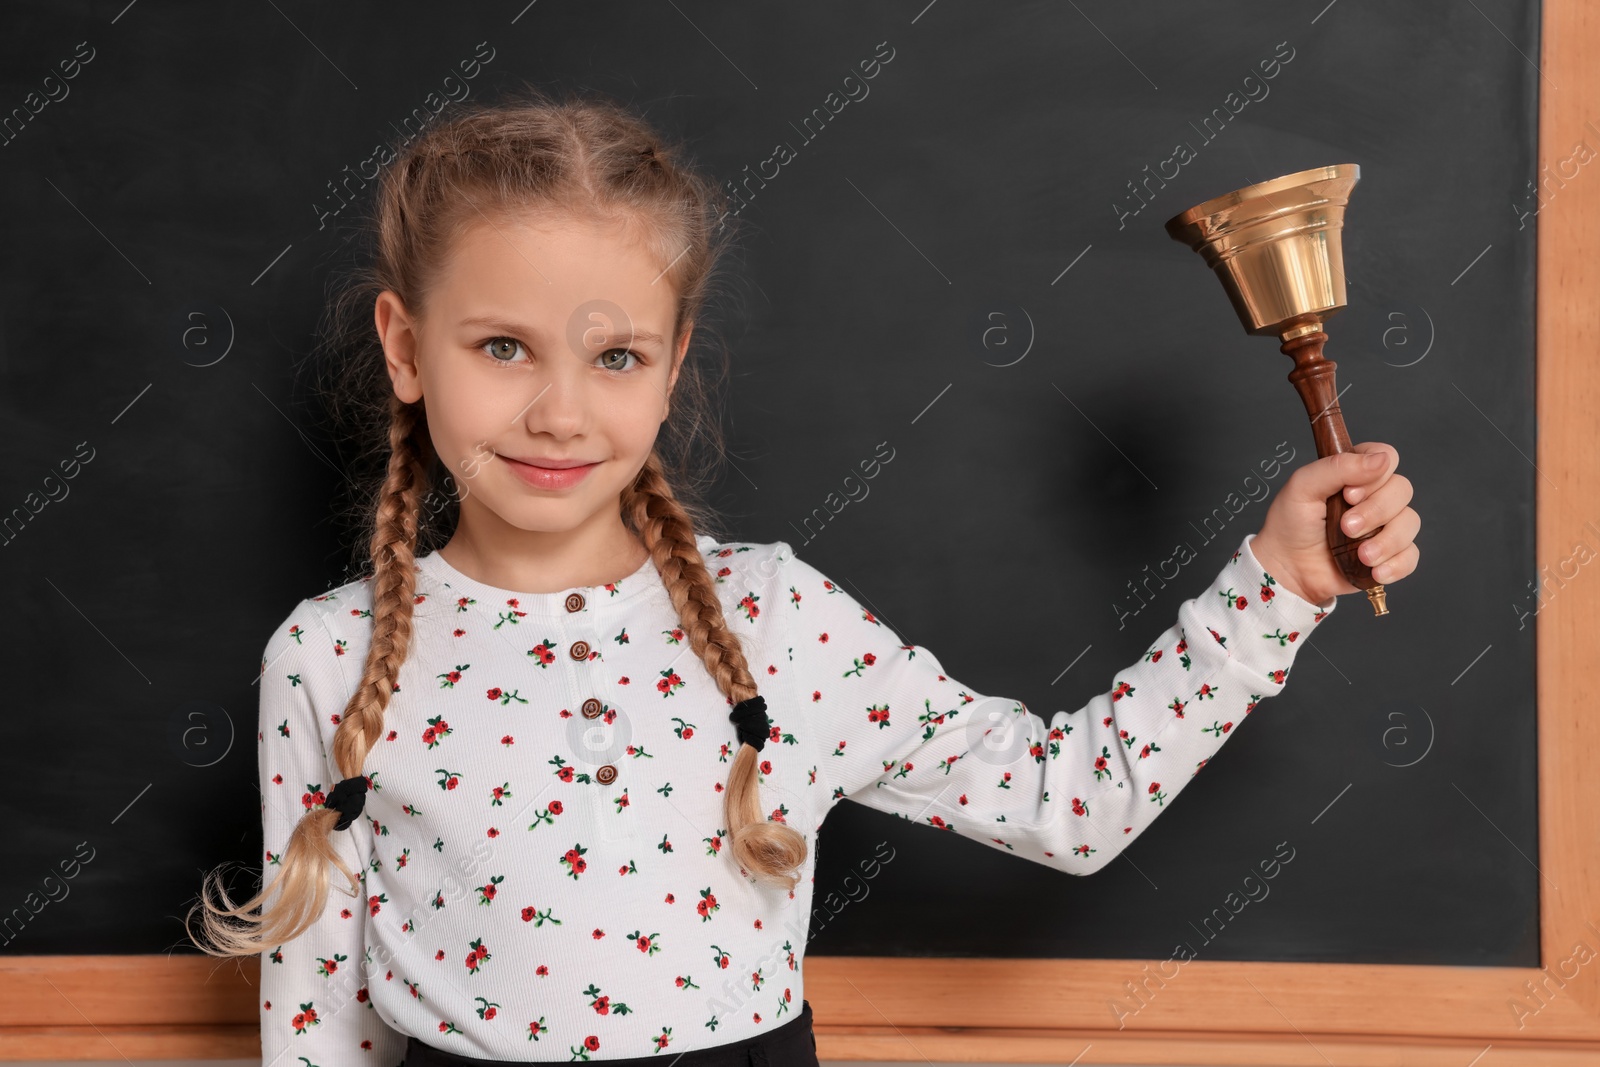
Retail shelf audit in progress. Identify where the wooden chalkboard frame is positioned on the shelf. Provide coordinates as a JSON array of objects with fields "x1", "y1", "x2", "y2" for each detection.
[{"x1": 0, "y1": 2, "x2": 1590, "y2": 1061}]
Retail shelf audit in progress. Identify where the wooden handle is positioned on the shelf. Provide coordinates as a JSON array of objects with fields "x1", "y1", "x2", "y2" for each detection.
[{"x1": 1280, "y1": 330, "x2": 1390, "y2": 616}]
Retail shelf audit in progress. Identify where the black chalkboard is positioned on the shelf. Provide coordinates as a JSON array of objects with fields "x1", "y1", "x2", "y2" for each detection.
[{"x1": 0, "y1": 0, "x2": 1535, "y2": 972}]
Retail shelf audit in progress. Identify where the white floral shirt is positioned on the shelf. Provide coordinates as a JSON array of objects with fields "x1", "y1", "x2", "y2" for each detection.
[{"x1": 257, "y1": 532, "x2": 1334, "y2": 1064}]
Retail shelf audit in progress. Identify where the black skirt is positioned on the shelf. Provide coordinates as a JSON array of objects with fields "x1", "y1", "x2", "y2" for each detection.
[{"x1": 401, "y1": 999, "x2": 819, "y2": 1067}]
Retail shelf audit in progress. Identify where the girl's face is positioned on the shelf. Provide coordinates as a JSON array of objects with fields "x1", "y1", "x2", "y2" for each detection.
[{"x1": 376, "y1": 212, "x2": 689, "y2": 550}]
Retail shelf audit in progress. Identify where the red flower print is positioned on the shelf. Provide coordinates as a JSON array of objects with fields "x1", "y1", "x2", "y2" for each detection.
[
  {"x1": 423, "y1": 715, "x2": 452, "y2": 748},
  {"x1": 560, "y1": 844, "x2": 589, "y2": 880},
  {"x1": 290, "y1": 1002, "x2": 319, "y2": 1034}
]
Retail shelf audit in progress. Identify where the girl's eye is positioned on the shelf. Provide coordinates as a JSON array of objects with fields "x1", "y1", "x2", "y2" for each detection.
[
  {"x1": 596, "y1": 347, "x2": 640, "y2": 373},
  {"x1": 482, "y1": 337, "x2": 526, "y2": 364}
]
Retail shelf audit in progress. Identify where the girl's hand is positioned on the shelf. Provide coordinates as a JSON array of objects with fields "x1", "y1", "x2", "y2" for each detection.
[{"x1": 1250, "y1": 442, "x2": 1420, "y2": 606}]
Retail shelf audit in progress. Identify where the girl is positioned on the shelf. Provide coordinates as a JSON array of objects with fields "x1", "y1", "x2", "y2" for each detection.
[{"x1": 188, "y1": 90, "x2": 1420, "y2": 1067}]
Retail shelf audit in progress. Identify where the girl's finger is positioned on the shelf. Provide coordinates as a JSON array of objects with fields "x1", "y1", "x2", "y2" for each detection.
[
  {"x1": 1344, "y1": 444, "x2": 1397, "y2": 503},
  {"x1": 1345, "y1": 470, "x2": 1412, "y2": 523},
  {"x1": 1369, "y1": 540, "x2": 1420, "y2": 585},
  {"x1": 1356, "y1": 505, "x2": 1421, "y2": 568}
]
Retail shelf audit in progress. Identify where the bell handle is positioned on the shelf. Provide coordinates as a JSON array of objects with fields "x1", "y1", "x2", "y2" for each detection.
[{"x1": 1279, "y1": 330, "x2": 1390, "y2": 617}]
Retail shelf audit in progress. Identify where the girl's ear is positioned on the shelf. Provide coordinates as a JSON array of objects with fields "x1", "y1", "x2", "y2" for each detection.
[
  {"x1": 666, "y1": 321, "x2": 693, "y2": 397},
  {"x1": 375, "y1": 290, "x2": 423, "y2": 404}
]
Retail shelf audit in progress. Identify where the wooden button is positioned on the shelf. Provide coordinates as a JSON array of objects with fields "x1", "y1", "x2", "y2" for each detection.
[
  {"x1": 569, "y1": 640, "x2": 590, "y2": 660},
  {"x1": 565, "y1": 592, "x2": 585, "y2": 613},
  {"x1": 596, "y1": 764, "x2": 617, "y2": 784},
  {"x1": 581, "y1": 698, "x2": 603, "y2": 719}
]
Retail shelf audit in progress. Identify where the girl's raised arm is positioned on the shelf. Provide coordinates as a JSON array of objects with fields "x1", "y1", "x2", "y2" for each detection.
[
  {"x1": 257, "y1": 602, "x2": 407, "y2": 1065},
  {"x1": 778, "y1": 533, "x2": 1335, "y2": 875}
]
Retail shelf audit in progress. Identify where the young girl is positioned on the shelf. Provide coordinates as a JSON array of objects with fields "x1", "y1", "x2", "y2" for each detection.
[{"x1": 189, "y1": 90, "x2": 1419, "y2": 1067}]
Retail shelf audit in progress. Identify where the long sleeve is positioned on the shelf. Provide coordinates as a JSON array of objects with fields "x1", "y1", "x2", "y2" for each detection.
[
  {"x1": 782, "y1": 531, "x2": 1336, "y2": 875},
  {"x1": 257, "y1": 598, "x2": 407, "y2": 1066}
]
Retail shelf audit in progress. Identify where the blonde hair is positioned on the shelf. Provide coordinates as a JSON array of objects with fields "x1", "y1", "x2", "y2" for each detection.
[{"x1": 187, "y1": 88, "x2": 806, "y2": 960}]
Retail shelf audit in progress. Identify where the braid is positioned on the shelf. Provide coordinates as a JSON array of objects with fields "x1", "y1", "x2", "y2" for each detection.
[
  {"x1": 186, "y1": 395, "x2": 428, "y2": 955},
  {"x1": 332, "y1": 394, "x2": 426, "y2": 776},
  {"x1": 623, "y1": 453, "x2": 807, "y2": 891}
]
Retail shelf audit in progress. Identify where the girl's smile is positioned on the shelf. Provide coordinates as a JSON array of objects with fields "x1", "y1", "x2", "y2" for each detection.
[{"x1": 498, "y1": 452, "x2": 600, "y2": 490}]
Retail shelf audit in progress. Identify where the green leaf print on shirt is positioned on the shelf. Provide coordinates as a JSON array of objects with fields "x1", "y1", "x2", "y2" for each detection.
[
  {"x1": 584, "y1": 982, "x2": 632, "y2": 1015},
  {"x1": 628, "y1": 930, "x2": 663, "y2": 956},
  {"x1": 549, "y1": 754, "x2": 595, "y2": 784}
]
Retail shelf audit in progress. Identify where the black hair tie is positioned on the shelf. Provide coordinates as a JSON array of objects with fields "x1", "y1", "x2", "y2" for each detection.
[
  {"x1": 325, "y1": 775, "x2": 369, "y2": 832},
  {"x1": 728, "y1": 695, "x2": 769, "y2": 752}
]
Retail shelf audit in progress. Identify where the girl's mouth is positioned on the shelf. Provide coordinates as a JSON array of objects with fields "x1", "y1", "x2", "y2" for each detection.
[{"x1": 500, "y1": 455, "x2": 599, "y2": 490}]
